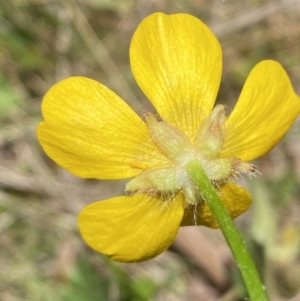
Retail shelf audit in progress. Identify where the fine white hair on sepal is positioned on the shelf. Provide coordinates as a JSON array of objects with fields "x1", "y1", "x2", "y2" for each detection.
[{"x1": 125, "y1": 105, "x2": 261, "y2": 212}]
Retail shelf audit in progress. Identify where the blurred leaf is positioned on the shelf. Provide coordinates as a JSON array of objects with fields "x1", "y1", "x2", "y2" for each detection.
[
  {"x1": 60, "y1": 256, "x2": 158, "y2": 301},
  {"x1": 1, "y1": 28, "x2": 40, "y2": 69},
  {"x1": 131, "y1": 277, "x2": 157, "y2": 301},
  {"x1": 105, "y1": 258, "x2": 158, "y2": 301},
  {"x1": 250, "y1": 179, "x2": 276, "y2": 247},
  {"x1": 25, "y1": 277, "x2": 58, "y2": 301},
  {"x1": 266, "y1": 171, "x2": 297, "y2": 207},
  {"x1": 60, "y1": 256, "x2": 109, "y2": 301},
  {"x1": 0, "y1": 73, "x2": 20, "y2": 114},
  {"x1": 85, "y1": 0, "x2": 134, "y2": 12}
]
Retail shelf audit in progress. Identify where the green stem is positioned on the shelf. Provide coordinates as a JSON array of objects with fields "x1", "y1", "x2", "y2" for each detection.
[{"x1": 186, "y1": 160, "x2": 269, "y2": 301}]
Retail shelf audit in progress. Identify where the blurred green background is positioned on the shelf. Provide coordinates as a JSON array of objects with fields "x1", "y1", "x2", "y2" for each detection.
[{"x1": 0, "y1": 0, "x2": 300, "y2": 300}]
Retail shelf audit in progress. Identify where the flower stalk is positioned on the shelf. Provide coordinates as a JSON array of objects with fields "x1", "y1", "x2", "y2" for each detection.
[{"x1": 186, "y1": 160, "x2": 270, "y2": 301}]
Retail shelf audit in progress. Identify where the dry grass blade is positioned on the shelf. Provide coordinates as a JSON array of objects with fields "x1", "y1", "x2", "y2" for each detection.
[
  {"x1": 211, "y1": 0, "x2": 300, "y2": 36},
  {"x1": 60, "y1": 0, "x2": 139, "y2": 104}
]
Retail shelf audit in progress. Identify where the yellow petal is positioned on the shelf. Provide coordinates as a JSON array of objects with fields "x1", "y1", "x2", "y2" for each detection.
[
  {"x1": 221, "y1": 60, "x2": 300, "y2": 161},
  {"x1": 130, "y1": 13, "x2": 222, "y2": 140},
  {"x1": 180, "y1": 182, "x2": 252, "y2": 228},
  {"x1": 37, "y1": 77, "x2": 170, "y2": 179},
  {"x1": 78, "y1": 193, "x2": 184, "y2": 262}
]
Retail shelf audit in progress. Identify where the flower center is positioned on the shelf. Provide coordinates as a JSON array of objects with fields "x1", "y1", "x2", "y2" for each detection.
[{"x1": 126, "y1": 105, "x2": 255, "y2": 205}]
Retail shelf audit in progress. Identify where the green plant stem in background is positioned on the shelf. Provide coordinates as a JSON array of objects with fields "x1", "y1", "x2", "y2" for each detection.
[{"x1": 186, "y1": 160, "x2": 270, "y2": 301}]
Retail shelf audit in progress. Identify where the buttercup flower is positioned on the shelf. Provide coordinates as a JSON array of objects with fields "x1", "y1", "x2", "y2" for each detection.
[{"x1": 37, "y1": 13, "x2": 300, "y2": 262}]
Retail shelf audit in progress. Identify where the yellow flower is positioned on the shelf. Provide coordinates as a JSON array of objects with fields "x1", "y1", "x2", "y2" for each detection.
[{"x1": 37, "y1": 13, "x2": 300, "y2": 262}]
